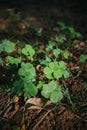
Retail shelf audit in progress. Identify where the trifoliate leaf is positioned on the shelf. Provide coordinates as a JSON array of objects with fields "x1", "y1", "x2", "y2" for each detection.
[
  {"x1": 22, "y1": 44, "x2": 35, "y2": 58},
  {"x1": 13, "y1": 80, "x2": 24, "y2": 95},
  {"x1": 18, "y1": 62, "x2": 36, "y2": 81},
  {"x1": 41, "y1": 80, "x2": 63, "y2": 103},
  {"x1": 6, "y1": 56, "x2": 21, "y2": 65},
  {"x1": 50, "y1": 91, "x2": 63, "y2": 103},
  {"x1": 24, "y1": 80, "x2": 38, "y2": 98},
  {"x1": 46, "y1": 41, "x2": 56, "y2": 50},
  {"x1": 53, "y1": 48, "x2": 63, "y2": 57}
]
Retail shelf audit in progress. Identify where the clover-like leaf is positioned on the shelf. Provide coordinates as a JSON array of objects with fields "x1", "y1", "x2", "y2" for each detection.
[
  {"x1": 49, "y1": 62, "x2": 59, "y2": 71},
  {"x1": 41, "y1": 80, "x2": 63, "y2": 103},
  {"x1": 18, "y1": 62, "x2": 36, "y2": 81},
  {"x1": 13, "y1": 80, "x2": 24, "y2": 95},
  {"x1": 24, "y1": 80, "x2": 38, "y2": 98},
  {"x1": 41, "y1": 80, "x2": 59, "y2": 99},
  {"x1": 22, "y1": 44, "x2": 35, "y2": 58},
  {"x1": 6, "y1": 56, "x2": 21, "y2": 65},
  {"x1": 44, "y1": 66, "x2": 53, "y2": 79},
  {"x1": 46, "y1": 41, "x2": 56, "y2": 50},
  {"x1": 44, "y1": 61, "x2": 69, "y2": 79},
  {"x1": 41, "y1": 84, "x2": 51, "y2": 98},
  {"x1": 53, "y1": 69, "x2": 63, "y2": 79},
  {"x1": 2, "y1": 39, "x2": 15, "y2": 53},
  {"x1": 40, "y1": 56, "x2": 51, "y2": 66},
  {"x1": 64, "y1": 70, "x2": 70, "y2": 78},
  {"x1": 50, "y1": 91, "x2": 63, "y2": 103},
  {"x1": 80, "y1": 54, "x2": 87, "y2": 62},
  {"x1": 63, "y1": 51, "x2": 70, "y2": 59},
  {"x1": 59, "y1": 61, "x2": 66, "y2": 69},
  {"x1": 53, "y1": 48, "x2": 63, "y2": 57}
]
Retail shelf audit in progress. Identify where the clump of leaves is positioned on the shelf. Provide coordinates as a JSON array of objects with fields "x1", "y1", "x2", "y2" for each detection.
[
  {"x1": 57, "y1": 21, "x2": 82, "y2": 39},
  {"x1": 0, "y1": 37, "x2": 71, "y2": 104}
]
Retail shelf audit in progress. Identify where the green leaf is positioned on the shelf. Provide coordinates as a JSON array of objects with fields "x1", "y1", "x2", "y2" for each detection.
[
  {"x1": 44, "y1": 61, "x2": 69, "y2": 79},
  {"x1": 24, "y1": 80, "x2": 38, "y2": 98},
  {"x1": 41, "y1": 80, "x2": 59, "y2": 99},
  {"x1": 63, "y1": 51, "x2": 70, "y2": 59},
  {"x1": 64, "y1": 70, "x2": 70, "y2": 78},
  {"x1": 58, "y1": 34, "x2": 66, "y2": 43},
  {"x1": 67, "y1": 26, "x2": 76, "y2": 39},
  {"x1": 22, "y1": 44, "x2": 35, "y2": 58},
  {"x1": 2, "y1": 39, "x2": 15, "y2": 53},
  {"x1": 44, "y1": 67, "x2": 53, "y2": 79},
  {"x1": 6, "y1": 56, "x2": 21, "y2": 65},
  {"x1": 41, "y1": 80, "x2": 63, "y2": 103},
  {"x1": 57, "y1": 21, "x2": 66, "y2": 30},
  {"x1": 41, "y1": 84, "x2": 51, "y2": 98},
  {"x1": 80, "y1": 54, "x2": 87, "y2": 62},
  {"x1": 54, "y1": 69, "x2": 63, "y2": 79},
  {"x1": 46, "y1": 41, "x2": 56, "y2": 50},
  {"x1": 13, "y1": 80, "x2": 24, "y2": 95},
  {"x1": 37, "y1": 81, "x2": 45, "y2": 89},
  {"x1": 50, "y1": 91, "x2": 63, "y2": 103},
  {"x1": 0, "y1": 57, "x2": 2, "y2": 64},
  {"x1": 0, "y1": 44, "x2": 4, "y2": 52},
  {"x1": 83, "y1": 83, "x2": 87, "y2": 91},
  {"x1": 49, "y1": 62, "x2": 59, "y2": 71},
  {"x1": 53, "y1": 48, "x2": 63, "y2": 57},
  {"x1": 39, "y1": 56, "x2": 51, "y2": 66},
  {"x1": 59, "y1": 61, "x2": 66, "y2": 69},
  {"x1": 18, "y1": 62, "x2": 36, "y2": 81}
]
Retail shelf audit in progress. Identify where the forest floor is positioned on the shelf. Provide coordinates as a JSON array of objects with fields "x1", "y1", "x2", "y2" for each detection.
[{"x1": 0, "y1": 2, "x2": 87, "y2": 130}]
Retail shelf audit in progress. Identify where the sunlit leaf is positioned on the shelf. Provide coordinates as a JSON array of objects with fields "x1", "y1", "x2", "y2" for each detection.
[
  {"x1": 44, "y1": 67, "x2": 53, "y2": 79},
  {"x1": 41, "y1": 80, "x2": 63, "y2": 103},
  {"x1": 22, "y1": 44, "x2": 35, "y2": 58},
  {"x1": 50, "y1": 91, "x2": 63, "y2": 103},
  {"x1": 6, "y1": 56, "x2": 21, "y2": 65}
]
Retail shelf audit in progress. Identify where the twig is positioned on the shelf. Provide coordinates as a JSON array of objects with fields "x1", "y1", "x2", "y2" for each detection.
[{"x1": 32, "y1": 110, "x2": 51, "y2": 130}]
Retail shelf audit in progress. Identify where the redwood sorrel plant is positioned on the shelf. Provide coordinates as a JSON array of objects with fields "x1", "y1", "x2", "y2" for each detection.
[{"x1": 0, "y1": 37, "x2": 73, "y2": 104}]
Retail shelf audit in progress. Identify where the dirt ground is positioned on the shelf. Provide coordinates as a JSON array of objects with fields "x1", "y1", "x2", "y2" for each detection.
[{"x1": 0, "y1": 2, "x2": 87, "y2": 130}]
